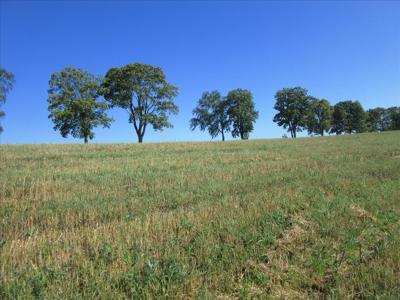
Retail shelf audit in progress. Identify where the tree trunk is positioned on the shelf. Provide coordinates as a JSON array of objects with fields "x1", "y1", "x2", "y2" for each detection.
[
  {"x1": 221, "y1": 131, "x2": 225, "y2": 141},
  {"x1": 84, "y1": 136, "x2": 88, "y2": 144},
  {"x1": 138, "y1": 134, "x2": 143, "y2": 143},
  {"x1": 289, "y1": 124, "x2": 295, "y2": 138},
  {"x1": 133, "y1": 122, "x2": 144, "y2": 143},
  {"x1": 290, "y1": 128, "x2": 295, "y2": 138},
  {"x1": 130, "y1": 104, "x2": 145, "y2": 144}
]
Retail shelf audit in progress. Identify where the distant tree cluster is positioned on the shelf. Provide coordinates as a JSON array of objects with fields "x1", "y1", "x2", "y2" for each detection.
[
  {"x1": 190, "y1": 89, "x2": 258, "y2": 140},
  {"x1": 365, "y1": 107, "x2": 400, "y2": 132},
  {"x1": 273, "y1": 86, "x2": 400, "y2": 138}
]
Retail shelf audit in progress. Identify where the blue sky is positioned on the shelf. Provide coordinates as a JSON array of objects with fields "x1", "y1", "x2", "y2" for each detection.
[{"x1": 1, "y1": 1, "x2": 399, "y2": 143}]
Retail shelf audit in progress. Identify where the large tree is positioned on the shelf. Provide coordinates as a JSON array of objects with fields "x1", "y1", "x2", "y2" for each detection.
[
  {"x1": 366, "y1": 107, "x2": 385, "y2": 132},
  {"x1": 0, "y1": 68, "x2": 15, "y2": 134},
  {"x1": 273, "y1": 87, "x2": 311, "y2": 138},
  {"x1": 48, "y1": 67, "x2": 112, "y2": 143},
  {"x1": 365, "y1": 107, "x2": 400, "y2": 132},
  {"x1": 392, "y1": 110, "x2": 400, "y2": 130},
  {"x1": 101, "y1": 63, "x2": 179, "y2": 143},
  {"x1": 386, "y1": 107, "x2": 400, "y2": 130},
  {"x1": 306, "y1": 98, "x2": 332, "y2": 136},
  {"x1": 226, "y1": 88, "x2": 258, "y2": 140},
  {"x1": 190, "y1": 91, "x2": 230, "y2": 141},
  {"x1": 330, "y1": 100, "x2": 366, "y2": 135}
]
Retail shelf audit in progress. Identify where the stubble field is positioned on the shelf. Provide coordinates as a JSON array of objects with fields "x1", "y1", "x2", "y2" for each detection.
[{"x1": 0, "y1": 131, "x2": 399, "y2": 298}]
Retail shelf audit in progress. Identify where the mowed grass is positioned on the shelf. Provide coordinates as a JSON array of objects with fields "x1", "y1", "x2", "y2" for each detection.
[{"x1": 0, "y1": 132, "x2": 399, "y2": 299}]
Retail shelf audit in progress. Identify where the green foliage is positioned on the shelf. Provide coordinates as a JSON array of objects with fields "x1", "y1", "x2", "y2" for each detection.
[
  {"x1": 0, "y1": 111, "x2": 4, "y2": 135},
  {"x1": 191, "y1": 89, "x2": 258, "y2": 141},
  {"x1": 190, "y1": 91, "x2": 230, "y2": 141},
  {"x1": 101, "y1": 63, "x2": 179, "y2": 143},
  {"x1": 47, "y1": 67, "x2": 112, "y2": 143},
  {"x1": 386, "y1": 107, "x2": 400, "y2": 130},
  {"x1": 226, "y1": 88, "x2": 258, "y2": 139},
  {"x1": 273, "y1": 87, "x2": 311, "y2": 138},
  {"x1": 366, "y1": 107, "x2": 386, "y2": 132},
  {"x1": 0, "y1": 68, "x2": 14, "y2": 104},
  {"x1": 306, "y1": 98, "x2": 332, "y2": 136},
  {"x1": 0, "y1": 68, "x2": 15, "y2": 135},
  {"x1": 392, "y1": 110, "x2": 400, "y2": 130},
  {"x1": 365, "y1": 107, "x2": 400, "y2": 132},
  {"x1": 330, "y1": 101, "x2": 366, "y2": 134}
]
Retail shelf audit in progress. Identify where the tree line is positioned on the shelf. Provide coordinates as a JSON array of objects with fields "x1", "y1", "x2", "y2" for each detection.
[
  {"x1": 191, "y1": 86, "x2": 400, "y2": 140},
  {"x1": 0, "y1": 65, "x2": 399, "y2": 143},
  {"x1": 272, "y1": 87, "x2": 400, "y2": 138}
]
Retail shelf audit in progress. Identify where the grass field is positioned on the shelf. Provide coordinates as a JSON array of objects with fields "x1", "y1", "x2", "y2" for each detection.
[{"x1": 0, "y1": 132, "x2": 399, "y2": 299}]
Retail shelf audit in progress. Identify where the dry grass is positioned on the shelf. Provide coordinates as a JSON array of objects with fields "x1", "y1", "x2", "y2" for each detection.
[{"x1": 1, "y1": 131, "x2": 399, "y2": 298}]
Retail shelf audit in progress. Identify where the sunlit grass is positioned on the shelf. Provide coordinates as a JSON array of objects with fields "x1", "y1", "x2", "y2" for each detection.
[{"x1": 1, "y1": 132, "x2": 399, "y2": 298}]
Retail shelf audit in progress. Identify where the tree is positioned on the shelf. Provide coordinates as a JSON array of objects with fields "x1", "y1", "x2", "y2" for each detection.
[
  {"x1": 306, "y1": 98, "x2": 332, "y2": 136},
  {"x1": 385, "y1": 106, "x2": 400, "y2": 130},
  {"x1": 0, "y1": 68, "x2": 15, "y2": 134},
  {"x1": 101, "y1": 63, "x2": 178, "y2": 143},
  {"x1": 386, "y1": 107, "x2": 400, "y2": 130},
  {"x1": 273, "y1": 87, "x2": 310, "y2": 138},
  {"x1": 330, "y1": 101, "x2": 366, "y2": 135},
  {"x1": 226, "y1": 88, "x2": 258, "y2": 140},
  {"x1": 392, "y1": 110, "x2": 400, "y2": 130},
  {"x1": 190, "y1": 91, "x2": 230, "y2": 141},
  {"x1": 366, "y1": 107, "x2": 385, "y2": 132},
  {"x1": 365, "y1": 107, "x2": 400, "y2": 132},
  {"x1": 47, "y1": 67, "x2": 112, "y2": 143}
]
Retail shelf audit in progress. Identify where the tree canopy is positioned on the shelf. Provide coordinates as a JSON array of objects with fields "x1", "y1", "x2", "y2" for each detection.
[
  {"x1": 273, "y1": 87, "x2": 310, "y2": 138},
  {"x1": 366, "y1": 107, "x2": 385, "y2": 132},
  {"x1": 386, "y1": 107, "x2": 400, "y2": 130},
  {"x1": 330, "y1": 100, "x2": 366, "y2": 134},
  {"x1": 306, "y1": 98, "x2": 332, "y2": 136},
  {"x1": 392, "y1": 109, "x2": 400, "y2": 130},
  {"x1": 190, "y1": 91, "x2": 230, "y2": 141},
  {"x1": 226, "y1": 89, "x2": 258, "y2": 140},
  {"x1": 0, "y1": 68, "x2": 15, "y2": 134},
  {"x1": 47, "y1": 67, "x2": 112, "y2": 143},
  {"x1": 101, "y1": 63, "x2": 179, "y2": 143}
]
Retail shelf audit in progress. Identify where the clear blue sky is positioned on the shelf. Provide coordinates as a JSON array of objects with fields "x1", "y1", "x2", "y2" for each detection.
[{"x1": 1, "y1": 1, "x2": 399, "y2": 143}]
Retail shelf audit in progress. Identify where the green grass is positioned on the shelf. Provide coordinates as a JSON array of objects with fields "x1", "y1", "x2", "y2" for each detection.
[{"x1": 1, "y1": 131, "x2": 399, "y2": 299}]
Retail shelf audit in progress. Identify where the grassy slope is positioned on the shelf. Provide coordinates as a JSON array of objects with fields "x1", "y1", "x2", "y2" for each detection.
[{"x1": 0, "y1": 132, "x2": 399, "y2": 299}]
